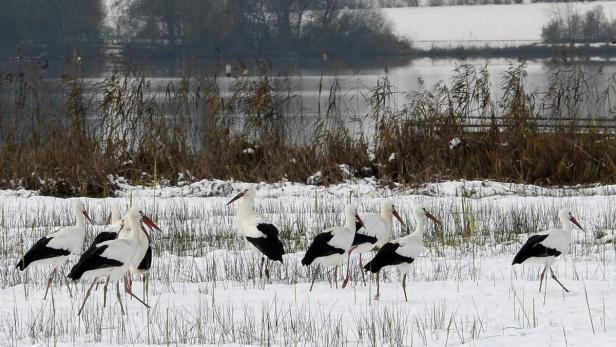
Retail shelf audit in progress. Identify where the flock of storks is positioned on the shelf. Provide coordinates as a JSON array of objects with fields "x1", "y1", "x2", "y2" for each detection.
[{"x1": 14, "y1": 187, "x2": 585, "y2": 315}]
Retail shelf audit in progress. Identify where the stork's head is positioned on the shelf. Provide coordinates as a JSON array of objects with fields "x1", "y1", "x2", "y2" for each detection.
[
  {"x1": 558, "y1": 208, "x2": 584, "y2": 231},
  {"x1": 412, "y1": 204, "x2": 441, "y2": 227},
  {"x1": 74, "y1": 200, "x2": 93, "y2": 225},
  {"x1": 381, "y1": 199, "x2": 405, "y2": 226},
  {"x1": 123, "y1": 207, "x2": 161, "y2": 235},
  {"x1": 226, "y1": 187, "x2": 256, "y2": 205},
  {"x1": 345, "y1": 205, "x2": 364, "y2": 227}
]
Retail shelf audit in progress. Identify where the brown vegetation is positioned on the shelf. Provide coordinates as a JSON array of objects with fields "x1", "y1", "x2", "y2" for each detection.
[{"x1": 1, "y1": 60, "x2": 616, "y2": 196}]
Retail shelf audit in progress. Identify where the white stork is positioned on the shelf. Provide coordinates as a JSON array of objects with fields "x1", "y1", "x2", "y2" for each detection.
[
  {"x1": 68, "y1": 207, "x2": 158, "y2": 315},
  {"x1": 302, "y1": 205, "x2": 363, "y2": 291},
  {"x1": 342, "y1": 199, "x2": 405, "y2": 288},
  {"x1": 364, "y1": 205, "x2": 441, "y2": 301},
  {"x1": 16, "y1": 200, "x2": 93, "y2": 299},
  {"x1": 227, "y1": 187, "x2": 285, "y2": 279},
  {"x1": 512, "y1": 208, "x2": 584, "y2": 292}
]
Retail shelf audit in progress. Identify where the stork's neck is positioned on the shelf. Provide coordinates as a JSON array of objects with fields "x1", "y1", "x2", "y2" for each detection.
[
  {"x1": 380, "y1": 210, "x2": 394, "y2": 238},
  {"x1": 75, "y1": 212, "x2": 86, "y2": 228},
  {"x1": 345, "y1": 211, "x2": 356, "y2": 230},
  {"x1": 237, "y1": 197, "x2": 254, "y2": 218},
  {"x1": 560, "y1": 217, "x2": 573, "y2": 232},
  {"x1": 126, "y1": 219, "x2": 142, "y2": 243},
  {"x1": 411, "y1": 217, "x2": 426, "y2": 238}
]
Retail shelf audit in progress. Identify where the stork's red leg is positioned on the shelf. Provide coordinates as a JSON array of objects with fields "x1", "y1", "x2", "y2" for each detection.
[
  {"x1": 539, "y1": 266, "x2": 547, "y2": 292},
  {"x1": 116, "y1": 281, "x2": 125, "y2": 315},
  {"x1": 103, "y1": 277, "x2": 110, "y2": 307},
  {"x1": 44, "y1": 268, "x2": 58, "y2": 300},
  {"x1": 359, "y1": 254, "x2": 366, "y2": 286},
  {"x1": 334, "y1": 265, "x2": 338, "y2": 288},
  {"x1": 402, "y1": 273, "x2": 408, "y2": 302},
  {"x1": 375, "y1": 271, "x2": 381, "y2": 300},
  {"x1": 77, "y1": 278, "x2": 98, "y2": 316},
  {"x1": 342, "y1": 245, "x2": 358, "y2": 289},
  {"x1": 309, "y1": 264, "x2": 320, "y2": 292},
  {"x1": 550, "y1": 267, "x2": 570, "y2": 292},
  {"x1": 61, "y1": 270, "x2": 73, "y2": 298}
]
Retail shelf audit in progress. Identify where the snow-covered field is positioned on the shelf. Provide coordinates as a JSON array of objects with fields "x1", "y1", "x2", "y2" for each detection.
[
  {"x1": 2, "y1": 180, "x2": 616, "y2": 346},
  {"x1": 384, "y1": 1, "x2": 616, "y2": 48}
]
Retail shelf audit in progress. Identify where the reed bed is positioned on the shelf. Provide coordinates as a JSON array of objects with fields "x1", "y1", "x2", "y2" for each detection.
[{"x1": 1, "y1": 59, "x2": 616, "y2": 197}]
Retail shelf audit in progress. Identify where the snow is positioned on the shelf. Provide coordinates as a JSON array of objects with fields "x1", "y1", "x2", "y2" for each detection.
[
  {"x1": 384, "y1": 1, "x2": 616, "y2": 48},
  {"x1": 3, "y1": 179, "x2": 616, "y2": 345}
]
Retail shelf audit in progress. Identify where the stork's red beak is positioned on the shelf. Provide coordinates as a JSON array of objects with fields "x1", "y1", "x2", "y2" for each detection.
[
  {"x1": 425, "y1": 211, "x2": 442, "y2": 226},
  {"x1": 570, "y1": 217, "x2": 584, "y2": 231},
  {"x1": 82, "y1": 211, "x2": 94, "y2": 224},
  {"x1": 106, "y1": 213, "x2": 112, "y2": 225},
  {"x1": 392, "y1": 209, "x2": 406, "y2": 226},
  {"x1": 226, "y1": 192, "x2": 245, "y2": 206},
  {"x1": 142, "y1": 215, "x2": 161, "y2": 232}
]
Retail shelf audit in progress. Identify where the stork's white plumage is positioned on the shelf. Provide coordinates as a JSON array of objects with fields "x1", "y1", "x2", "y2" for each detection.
[
  {"x1": 364, "y1": 205, "x2": 441, "y2": 301},
  {"x1": 69, "y1": 207, "x2": 154, "y2": 315},
  {"x1": 512, "y1": 208, "x2": 584, "y2": 292},
  {"x1": 302, "y1": 205, "x2": 363, "y2": 291},
  {"x1": 227, "y1": 187, "x2": 285, "y2": 278},
  {"x1": 343, "y1": 199, "x2": 405, "y2": 288},
  {"x1": 16, "y1": 200, "x2": 92, "y2": 299}
]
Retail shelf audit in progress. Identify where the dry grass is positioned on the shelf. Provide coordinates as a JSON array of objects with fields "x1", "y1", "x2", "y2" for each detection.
[{"x1": 1, "y1": 59, "x2": 616, "y2": 196}]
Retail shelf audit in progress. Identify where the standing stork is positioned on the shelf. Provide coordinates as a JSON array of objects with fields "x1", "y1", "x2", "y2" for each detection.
[
  {"x1": 364, "y1": 205, "x2": 441, "y2": 301},
  {"x1": 16, "y1": 200, "x2": 93, "y2": 299},
  {"x1": 512, "y1": 208, "x2": 584, "y2": 293},
  {"x1": 68, "y1": 207, "x2": 157, "y2": 315},
  {"x1": 119, "y1": 207, "x2": 160, "y2": 299},
  {"x1": 227, "y1": 187, "x2": 285, "y2": 279},
  {"x1": 302, "y1": 205, "x2": 363, "y2": 291},
  {"x1": 342, "y1": 199, "x2": 405, "y2": 288}
]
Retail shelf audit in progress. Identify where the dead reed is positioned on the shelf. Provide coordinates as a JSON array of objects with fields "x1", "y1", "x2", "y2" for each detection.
[{"x1": 1, "y1": 59, "x2": 616, "y2": 196}]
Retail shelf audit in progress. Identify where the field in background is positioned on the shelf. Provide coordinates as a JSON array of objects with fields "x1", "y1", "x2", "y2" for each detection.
[
  {"x1": 1, "y1": 180, "x2": 616, "y2": 345},
  {"x1": 384, "y1": 1, "x2": 616, "y2": 48}
]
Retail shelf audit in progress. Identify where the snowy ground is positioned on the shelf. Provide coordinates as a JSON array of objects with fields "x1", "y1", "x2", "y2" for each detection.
[
  {"x1": 2, "y1": 179, "x2": 616, "y2": 345},
  {"x1": 384, "y1": 1, "x2": 616, "y2": 48}
]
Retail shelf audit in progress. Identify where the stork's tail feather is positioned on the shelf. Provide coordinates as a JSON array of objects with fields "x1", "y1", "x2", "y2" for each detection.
[
  {"x1": 67, "y1": 265, "x2": 84, "y2": 281},
  {"x1": 15, "y1": 260, "x2": 25, "y2": 271},
  {"x1": 363, "y1": 260, "x2": 381, "y2": 273}
]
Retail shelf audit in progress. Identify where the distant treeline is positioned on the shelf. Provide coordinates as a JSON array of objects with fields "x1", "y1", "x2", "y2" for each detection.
[
  {"x1": 542, "y1": 5, "x2": 616, "y2": 43},
  {"x1": 0, "y1": 0, "x2": 104, "y2": 58},
  {"x1": 374, "y1": 0, "x2": 586, "y2": 7},
  {"x1": 0, "y1": 0, "x2": 409, "y2": 63}
]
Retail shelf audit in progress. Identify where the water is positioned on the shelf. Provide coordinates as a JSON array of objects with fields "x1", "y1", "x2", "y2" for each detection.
[{"x1": 4, "y1": 57, "x2": 616, "y2": 145}]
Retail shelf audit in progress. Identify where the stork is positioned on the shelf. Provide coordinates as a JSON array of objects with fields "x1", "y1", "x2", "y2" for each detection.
[
  {"x1": 364, "y1": 205, "x2": 441, "y2": 301},
  {"x1": 16, "y1": 200, "x2": 92, "y2": 299},
  {"x1": 68, "y1": 207, "x2": 158, "y2": 315},
  {"x1": 302, "y1": 205, "x2": 363, "y2": 291},
  {"x1": 227, "y1": 187, "x2": 285, "y2": 279},
  {"x1": 84, "y1": 202, "x2": 123, "y2": 306},
  {"x1": 512, "y1": 208, "x2": 584, "y2": 293},
  {"x1": 342, "y1": 199, "x2": 405, "y2": 288}
]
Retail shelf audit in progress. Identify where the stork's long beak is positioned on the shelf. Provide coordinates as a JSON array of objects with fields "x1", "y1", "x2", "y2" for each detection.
[
  {"x1": 226, "y1": 192, "x2": 245, "y2": 206},
  {"x1": 392, "y1": 209, "x2": 406, "y2": 226},
  {"x1": 142, "y1": 215, "x2": 161, "y2": 232},
  {"x1": 570, "y1": 217, "x2": 584, "y2": 231},
  {"x1": 355, "y1": 213, "x2": 364, "y2": 228},
  {"x1": 106, "y1": 213, "x2": 112, "y2": 225},
  {"x1": 425, "y1": 211, "x2": 442, "y2": 226},
  {"x1": 82, "y1": 211, "x2": 94, "y2": 224}
]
